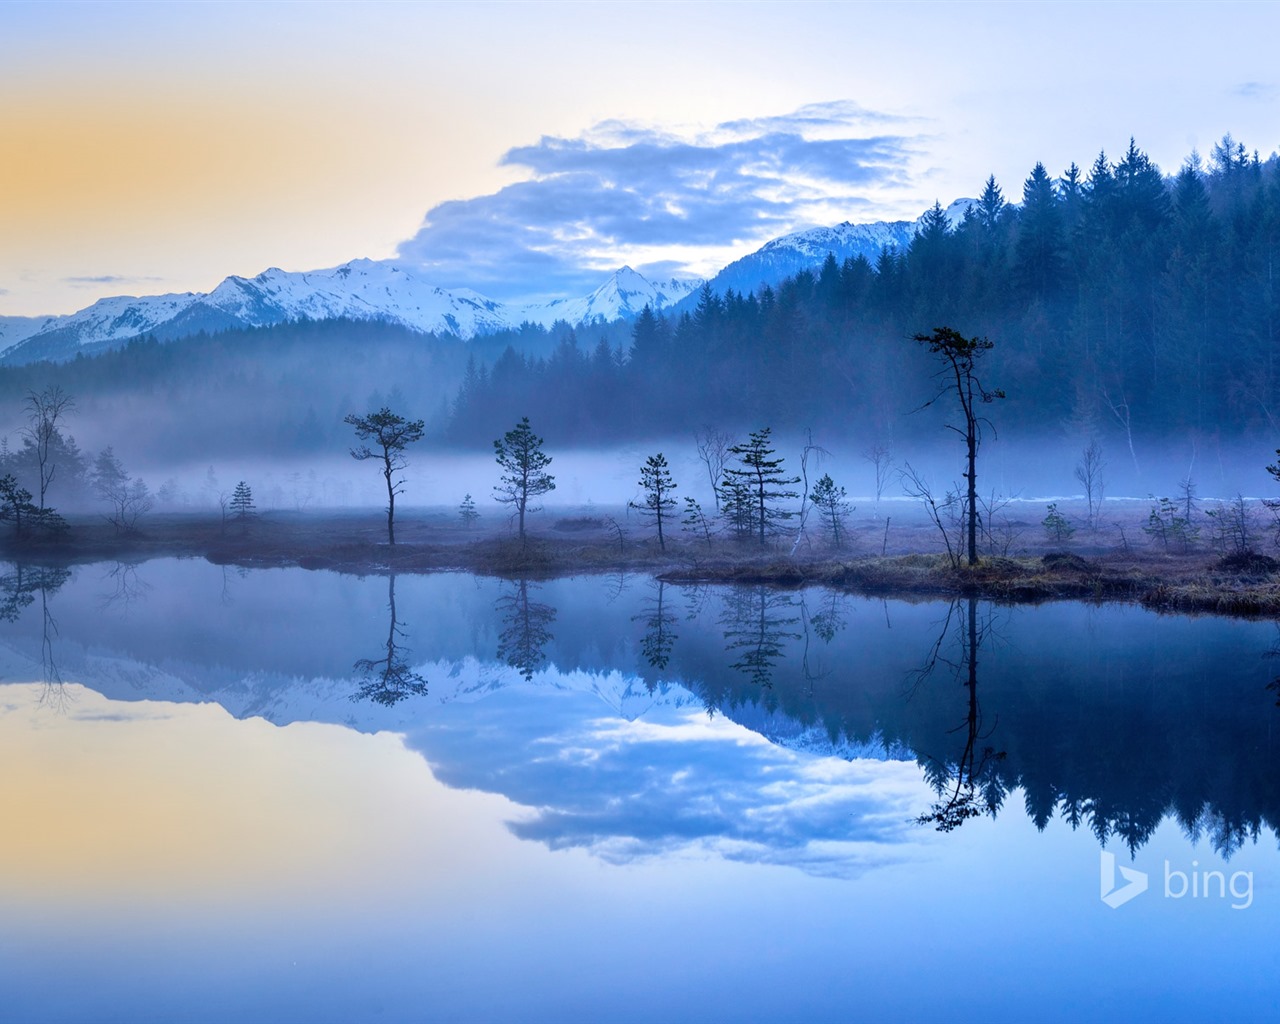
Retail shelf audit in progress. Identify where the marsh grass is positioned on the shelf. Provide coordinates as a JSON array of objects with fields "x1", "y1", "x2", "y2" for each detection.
[{"x1": 0, "y1": 505, "x2": 1277, "y2": 617}]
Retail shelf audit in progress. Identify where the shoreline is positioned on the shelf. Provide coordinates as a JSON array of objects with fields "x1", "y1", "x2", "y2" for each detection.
[{"x1": 2, "y1": 509, "x2": 1278, "y2": 619}]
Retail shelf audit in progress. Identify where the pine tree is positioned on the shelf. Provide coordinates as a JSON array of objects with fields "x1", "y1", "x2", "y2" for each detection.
[
  {"x1": 230, "y1": 481, "x2": 256, "y2": 520},
  {"x1": 459, "y1": 493, "x2": 479, "y2": 530},
  {"x1": 810, "y1": 473, "x2": 853, "y2": 549},
  {"x1": 493, "y1": 417, "x2": 555, "y2": 541},
  {"x1": 0, "y1": 474, "x2": 36, "y2": 539},
  {"x1": 976, "y1": 174, "x2": 1006, "y2": 232},
  {"x1": 681, "y1": 496, "x2": 715, "y2": 548},
  {"x1": 1014, "y1": 162, "x2": 1064, "y2": 298},
  {"x1": 629, "y1": 453, "x2": 677, "y2": 550},
  {"x1": 344, "y1": 407, "x2": 426, "y2": 546},
  {"x1": 718, "y1": 473, "x2": 755, "y2": 542},
  {"x1": 722, "y1": 428, "x2": 800, "y2": 546}
]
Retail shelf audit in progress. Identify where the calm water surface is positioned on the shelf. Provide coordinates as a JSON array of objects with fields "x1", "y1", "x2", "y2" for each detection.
[{"x1": 0, "y1": 560, "x2": 1277, "y2": 1022}]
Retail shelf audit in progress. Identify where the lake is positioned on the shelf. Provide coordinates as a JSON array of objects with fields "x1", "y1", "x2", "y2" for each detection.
[{"x1": 1, "y1": 560, "x2": 1277, "y2": 1022}]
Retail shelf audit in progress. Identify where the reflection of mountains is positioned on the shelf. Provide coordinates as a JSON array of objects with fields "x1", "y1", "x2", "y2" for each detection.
[{"x1": 1, "y1": 562, "x2": 1276, "y2": 863}]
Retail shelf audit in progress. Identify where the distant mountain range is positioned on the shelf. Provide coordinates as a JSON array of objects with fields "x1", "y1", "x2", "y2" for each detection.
[
  {"x1": 700, "y1": 198, "x2": 975, "y2": 299},
  {"x1": 0, "y1": 199, "x2": 974, "y2": 364}
]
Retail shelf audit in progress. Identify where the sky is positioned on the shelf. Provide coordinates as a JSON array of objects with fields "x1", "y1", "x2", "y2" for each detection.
[{"x1": 1, "y1": 0, "x2": 1278, "y2": 317}]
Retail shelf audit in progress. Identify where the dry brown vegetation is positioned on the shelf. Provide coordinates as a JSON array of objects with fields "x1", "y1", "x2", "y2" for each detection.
[{"x1": 2, "y1": 498, "x2": 1278, "y2": 618}]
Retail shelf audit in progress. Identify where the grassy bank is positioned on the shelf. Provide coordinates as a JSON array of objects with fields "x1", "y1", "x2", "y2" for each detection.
[{"x1": 3, "y1": 509, "x2": 1279, "y2": 619}]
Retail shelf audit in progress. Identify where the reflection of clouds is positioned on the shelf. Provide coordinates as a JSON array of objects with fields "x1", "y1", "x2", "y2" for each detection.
[
  {"x1": 1, "y1": 628, "x2": 933, "y2": 879},
  {"x1": 501, "y1": 707, "x2": 933, "y2": 879}
]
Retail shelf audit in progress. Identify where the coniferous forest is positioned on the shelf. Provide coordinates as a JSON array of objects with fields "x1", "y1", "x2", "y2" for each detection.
[
  {"x1": 449, "y1": 137, "x2": 1280, "y2": 456},
  {"x1": 0, "y1": 135, "x2": 1275, "y2": 493}
]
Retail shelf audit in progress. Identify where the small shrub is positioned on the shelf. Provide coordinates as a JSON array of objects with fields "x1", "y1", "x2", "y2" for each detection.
[{"x1": 1042, "y1": 503, "x2": 1075, "y2": 543}]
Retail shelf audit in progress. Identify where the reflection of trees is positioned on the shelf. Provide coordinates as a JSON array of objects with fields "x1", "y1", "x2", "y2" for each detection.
[
  {"x1": 797, "y1": 589, "x2": 846, "y2": 697},
  {"x1": 1265, "y1": 623, "x2": 1280, "y2": 707},
  {"x1": 496, "y1": 578, "x2": 556, "y2": 681},
  {"x1": 0, "y1": 563, "x2": 72, "y2": 709},
  {"x1": 634, "y1": 580, "x2": 678, "y2": 674},
  {"x1": 721, "y1": 585, "x2": 800, "y2": 691},
  {"x1": 351, "y1": 574, "x2": 428, "y2": 706},
  {"x1": 99, "y1": 562, "x2": 150, "y2": 611},
  {"x1": 911, "y1": 597, "x2": 1007, "y2": 832}
]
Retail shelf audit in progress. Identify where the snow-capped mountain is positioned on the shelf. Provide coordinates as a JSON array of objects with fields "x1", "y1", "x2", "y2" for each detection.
[
  {"x1": 0, "y1": 198, "x2": 976, "y2": 364},
  {"x1": 702, "y1": 198, "x2": 977, "y2": 298},
  {"x1": 528, "y1": 266, "x2": 699, "y2": 328},
  {"x1": 0, "y1": 260, "x2": 701, "y2": 364},
  {"x1": 0, "y1": 314, "x2": 48, "y2": 349}
]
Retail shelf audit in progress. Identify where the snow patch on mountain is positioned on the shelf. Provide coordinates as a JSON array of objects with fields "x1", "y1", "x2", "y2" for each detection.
[
  {"x1": 0, "y1": 197, "x2": 978, "y2": 361},
  {"x1": 0, "y1": 315, "x2": 51, "y2": 352},
  {"x1": 702, "y1": 198, "x2": 977, "y2": 299},
  {"x1": 0, "y1": 261, "x2": 702, "y2": 362},
  {"x1": 522, "y1": 266, "x2": 700, "y2": 328}
]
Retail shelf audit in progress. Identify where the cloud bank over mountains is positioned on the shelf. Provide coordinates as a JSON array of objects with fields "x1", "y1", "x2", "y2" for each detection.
[{"x1": 396, "y1": 101, "x2": 924, "y2": 303}]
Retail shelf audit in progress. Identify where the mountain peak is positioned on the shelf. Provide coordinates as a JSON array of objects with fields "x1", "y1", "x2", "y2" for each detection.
[{"x1": 1, "y1": 197, "x2": 980, "y2": 362}]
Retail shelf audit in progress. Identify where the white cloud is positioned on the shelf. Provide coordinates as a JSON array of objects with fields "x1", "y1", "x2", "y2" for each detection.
[{"x1": 396, "y1": 102, "x2": 922, "y2": 302}]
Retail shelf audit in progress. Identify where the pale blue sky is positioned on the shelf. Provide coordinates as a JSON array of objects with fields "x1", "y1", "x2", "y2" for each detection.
[{"x1": 2, "y1": 0, "x2": 1277, "y2": 313}]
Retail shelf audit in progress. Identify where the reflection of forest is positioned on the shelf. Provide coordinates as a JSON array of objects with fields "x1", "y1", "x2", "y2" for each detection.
[
  {"x1": 653, "y1": 586, "x2": 1280, "y2": 856},
  {"x1": 4, "y1": 562, "x2": 1276, "y2": 856}
]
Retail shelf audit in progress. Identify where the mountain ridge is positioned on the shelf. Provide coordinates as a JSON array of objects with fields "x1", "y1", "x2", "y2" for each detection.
[{"x1": 0, "y1": 200, "x2": 970, "y2": 364}]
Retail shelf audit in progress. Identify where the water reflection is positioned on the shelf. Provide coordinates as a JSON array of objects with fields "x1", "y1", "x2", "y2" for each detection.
[
  {"x1": 99, "y1": 561, "x2": 150, "y2": 611},
  {"x1": 720, "y1": 585, "x2": 800, "y2": 690},
  {"x1": 634, "y1": 579, "x2": 677, "y2": 672},
  {"x1": 0, "y1": 564, "x2": 72, "y2": 709},
  {"x1": 495, "y1": 578, "x2": 556, "y2": 681},
  {"x1": 910, "y1": 597, "x2": 1007, "y2": 832},
  {"x1": 352, "y1": 574, "x2": 429, "y2": 706},
  {"x1": 0, "y1": 560, "x2": 1276, "y2": 865}
]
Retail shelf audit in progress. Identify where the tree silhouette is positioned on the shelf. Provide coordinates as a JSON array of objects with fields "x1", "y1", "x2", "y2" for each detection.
[
  {"x1": 722, "y1": 428, "x2": 799, "y2": 547},
  {"x1": 630, "y1": 453, "x2": 677, "y2": 550},
  {"x1": 345, "y1": 407, "x2": 425, "y2": 546},
  {"x1": 229, "y1": 481, "x2": 256, "y2": 521},
  {"x1": 912, "y1": 328, "x2": 1004, "y2": 566},
  {"x1": 493, "y1": 417, "x2": 555, "y2": 542},
  {"x1": 496, "y1": 578, "x2": 557, "y2": 681},
  {"x1": 351, "y1": 575, "x2": 428, "y2": 706},
  {"x1": 911, "y1": 598, "x2": 1007, "y2": 832}
]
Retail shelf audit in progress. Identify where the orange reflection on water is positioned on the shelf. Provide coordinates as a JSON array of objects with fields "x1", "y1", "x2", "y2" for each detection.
[{"x1": 0, "y1": 683, "x2": 519, "y2": 917}]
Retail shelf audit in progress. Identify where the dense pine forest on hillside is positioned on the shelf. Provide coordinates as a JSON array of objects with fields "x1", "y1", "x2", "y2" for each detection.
[
  {"x1": 0, "y1": 135, "x2": 1276, "y2": 487},
  {"x1": 450, "y1": 136, "x2": 1280, "y2": 454}
]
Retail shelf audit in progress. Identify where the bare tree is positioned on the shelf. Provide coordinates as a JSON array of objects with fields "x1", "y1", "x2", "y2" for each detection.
[
  {"x1": 861, "y1": 442, "x2": 894, "y2": 510},
  {"x1": 979, "y1": 489, "x2": 1019, "y2": 555},
  {"x1": 790, "y1": 429, "x2": 829, "y2": 555},
  {"x1": 695, "y1": 427, "x2": 734, "y2": 510},
  {"x1": 1101, "y1": 386, "x2": 1140, "y2": 479},
  {"x1": 22, "y1": 386, "x2": 74, "y2": 515},
  {"x1": 900, "y1": 463, "x2": 961, "y2": 568},
  {"x1": 1073, "y1": 439, "x2": 1106, "y2": 531},
  {"x1": 92, "y1": 447, "x2": 153, "y2": 534}
]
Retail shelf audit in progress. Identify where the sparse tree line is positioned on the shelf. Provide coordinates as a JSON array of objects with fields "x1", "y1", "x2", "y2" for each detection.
[
  {"x1": 448, "y1": 135, "x2": 1280, "y2": 457},
  {"x1": 0, "y1": 385, "x2": 266, "y2": 544}
]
